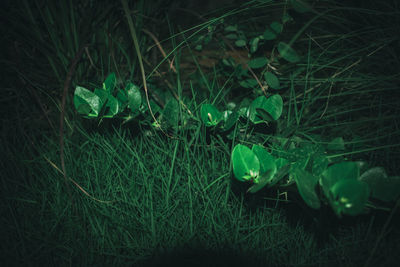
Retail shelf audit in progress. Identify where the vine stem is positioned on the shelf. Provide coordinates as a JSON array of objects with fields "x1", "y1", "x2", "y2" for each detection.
[
  {"x1": 120, "y1": 0, "x2": 173, "y2": 138},
  {"x1": 59, "y1": 44, "x2": 87, "y2": 197}
]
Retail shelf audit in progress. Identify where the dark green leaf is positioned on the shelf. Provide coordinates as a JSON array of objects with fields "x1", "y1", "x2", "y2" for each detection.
[
  {"x1": 278, "y1": 42, "x2": 300, "y2": 63},
  {"x1": 247, "y1": 57, "x2": 269, "y2": 69},
  {"x1": 330, "y1": 179, "x2": 370, "y2": 216},
  {"x1": 264, "y1": 71, "x2": 280, "y2": 89},
  {"x1": 292, "y1": 168, "x2": 321, "y2": 209}
]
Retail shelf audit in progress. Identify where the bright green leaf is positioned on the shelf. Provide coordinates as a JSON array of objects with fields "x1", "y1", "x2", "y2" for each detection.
[
  {"x1": 200, "y1": 104, "x2": 223, "y2": 126},
  {"x1": 126, "y1": 83, "x2": 142, "y2": 113},
  {"x1": 74, "y1": 86, "x2": 102, "y2": 117},
  {"x1": 252, "y1": 145, "x2": 277, "y2": 176},
  {"x1": 103, "y1": 72, "x2": 116, "y2": 92},
  {"x1": 247, "y1": 169, "x2": 274, "y2": 193},
  {"x1": 231, "y1": 144, "x2": 260, "y2": 182}
]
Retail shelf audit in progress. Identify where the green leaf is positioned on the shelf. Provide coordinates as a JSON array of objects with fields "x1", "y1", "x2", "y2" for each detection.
[
  {"x1": 163, "y1": 98, "x2": 179, "y2": 127},
  {"x1": 312, "y1": 155, "x2": 329, "y2": 176},
  {"x1": 224, "y1": 25, "x2": 237, "y2": 32},
  {"x1": 269, "y1": 162, "x2": 291, "y2": 186},
  {"x1": 103, "y1": 72, "x2": 116, "y2": 93},
  {"x1": 249, "y1": 94, "x2": 283, "y2": 123},
  {"x1": 247, "y1": 57, "x2": 269, "y2": 69},
  {"x1": 247, "y1": 169, "x2": 274, "y2": 193},
  {"x1": 270, "y1": 21, "x2": 283, "y2": 34},
  {"x1": 200, "y1": 104, "x2": 223, "y2": 126},
  {"x1": 225, "y1": 33, "x2": 238, "y2": 40},
  {"x1": 116, "y1": 89, "x2": 128, "y2": 111},
  {"x1": 282, "y1": 13, "x2": 293, "y2": 24},
  {"x1": 103, "y1": 94, "x2": 119, "y2": 117},
  {"x1": 329, "y1": 179, "x2": 370, "y2": 216},
  {"x1": 359, "y1": 167, "x2": 400, "y2": 202},
  {"x1": 321, "y1": 161, "x2": 360, "y2": 200},
  {"x1": 223, "y1": 111, "x2": 239, "y2": 131},
  {"x1": 264, "y1": 94, "x2": 283, "y2": 121},
  {"x1": 239, "y1": 78, "x2": 258, "y2": 89},
  {"x1": 250, "y1": 37, "x2": 260, "y2": 53},
  {"x1": 327, "y1": 137, "x2": 345, "y2": 151},
  {"x1": 74, "y1": 86, "x2": 102, "y2": 117},
  {"x1": 263, "y1": 28, "x2": 277, "y2": 40},
  {"x1": 292, "y1": 168, "x2": 321, "y2": 209},
  {"x1": 126, "y1": 83, "x2": 142, "y2": 113},
  {"x1": 231, "y1": 144, "x2": 260, "y2": 182},
  {"x1": 278, "y1": 42, "x2": 300, "y2": 63},
  {"x1": 252, "y1": 145, "x2": 277, "y2": 176},
  {"x1": 264, "y1": 71, "x2": 280, "y2": 89},
  {"x1": 235, "y1": 39, "x2": 247, "y2": 47}
]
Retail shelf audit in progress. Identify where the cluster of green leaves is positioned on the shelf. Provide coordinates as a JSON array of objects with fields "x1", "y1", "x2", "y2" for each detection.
[
  {"x1": 219, "y1": 4, "x2": 300, "y2": 94},
  {"x1": 74, "y1": 73, "x2": 142, "y2": 119},
  {"x1": 73, "y1": 0, "x2": 400, "y2": 219},
  {"x1": 231, "y1": 141, "x2": 400, "y2": 217}
]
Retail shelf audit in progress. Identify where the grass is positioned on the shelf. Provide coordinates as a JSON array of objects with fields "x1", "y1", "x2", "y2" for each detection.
[
  {"x1": 3, "y1": 125, "x2": 398, "y2": 266},
  {"x1": 1, "y1": 0, "x2": 400, "y2": 266}
]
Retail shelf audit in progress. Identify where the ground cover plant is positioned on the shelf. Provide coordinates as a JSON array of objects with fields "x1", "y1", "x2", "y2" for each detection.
[{"x1": 1, "y1": 0, "x2": 400, "y2": 266}]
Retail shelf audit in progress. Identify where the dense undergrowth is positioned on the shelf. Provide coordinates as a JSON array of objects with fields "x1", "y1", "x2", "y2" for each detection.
[{"x1": 1, "y1": 0, "x2": 400, "y2": 266}]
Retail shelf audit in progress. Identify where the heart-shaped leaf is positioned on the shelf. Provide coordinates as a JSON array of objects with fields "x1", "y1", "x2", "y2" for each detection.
[
  {"x1": 200, "y1": 104, "x2": 223, "y2": 126},
  {"x1": 249, "y1": 94, "x2": 283, "y2": 124},
  {"x1": 74, "y1": 86, "x2": 102, "y2": 117},
  {"x1": 232, "y1": 144, "x2": 260, "y2": 182}
]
